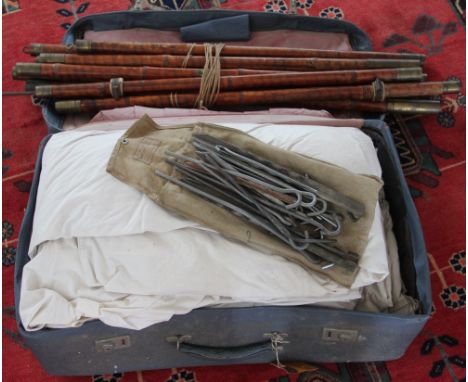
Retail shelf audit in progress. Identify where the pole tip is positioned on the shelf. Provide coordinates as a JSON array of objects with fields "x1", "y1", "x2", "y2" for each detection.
[
  {"x1": 23, "y1": 43, "x2": 43, "y2": 56},
  {"x1": 36, "y1": 53, "x2": 66, "y2": 63},
  {"x1": 397, "y1": 67, "x2": 423, "y2": 81},
  {"x1": 443, "y1": 80, "x2": 462, "y2": 93},
  {"x1": 12, "y1": 63, "x2": 41, "y2": 78},
  {"x1": 388, "y1": 100, "x2": 442, "y2": 114}
]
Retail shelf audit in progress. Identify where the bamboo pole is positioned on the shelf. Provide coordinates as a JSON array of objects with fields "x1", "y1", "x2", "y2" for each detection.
[
  {"x1": 76, "y1": 40, "x2": 426, "y2": 62},
  {"x1": 305, "y1": 100, "x2": 442, "y2": 114},
  {"x1": 12, "y1": 63, "x2": 275, "y2": 82},
  {"x1": 54, "y1": 81, "x2": 460, "y2": 114},
  {"x1": 35, "y1": 68, "x2": 425, "y2": 99},
  {"x1": 25, "y1": 40, "x2": 425, "y2": 63},
  {"x1": 383, "y1": 80, "x2": 460, "y2": 98},
  {"x1": 36, "y1": 53, "x2": 422, "y2": 71},
  {"x1": 24, "y1": 43, "x2": 78, "y2": 55}
]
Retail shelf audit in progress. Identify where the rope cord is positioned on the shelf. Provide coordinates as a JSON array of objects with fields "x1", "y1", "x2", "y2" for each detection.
[
  {"x1": 195, "y1": 43, "x2": 224, "y2": 109},
  {"x1": 172, "y1": 43, "x2": 224, "y2": 109}
]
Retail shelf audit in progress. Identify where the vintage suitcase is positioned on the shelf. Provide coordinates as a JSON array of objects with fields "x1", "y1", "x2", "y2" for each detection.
[{"x1": 14, "y1": 10, "x2": 431, "y2": 376}]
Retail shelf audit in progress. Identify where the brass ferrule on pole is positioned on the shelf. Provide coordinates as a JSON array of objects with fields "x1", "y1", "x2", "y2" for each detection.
[
  {"x1": 34, "y1": 85, "x2": 53, "y2": 97},
  {"x1": 25, "y1": 43, "x2": 45, "y2": 56},
  {"x1": 395, "y1": 67, "x2": 424, "y2": 81},
  {"x1": 442, "y1": 80, "x2": 462, "y2": 93},
  {"x1": 387, "y1": 100, "x2": 442, "y2": 114},
  {"x1": 12, "y1": 63, "x2": 42, "y2": 79},
  {"x1": 306, "y1": 100, "x2": 441, "y2": 114},
  {"x1": 24, "y1": 43, "x2": 77, "y2": 56},
  {"x1": 54, "y1": 100, "x2": 82, "y2": 113},
  {"x1": 36, "y1": 54, "x2": 66, "y2": 64}
]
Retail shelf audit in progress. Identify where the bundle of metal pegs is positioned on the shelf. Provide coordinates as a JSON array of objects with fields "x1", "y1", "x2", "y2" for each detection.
[{"x1": 155, "y1": 134, "x2": 364, "y2": 272}]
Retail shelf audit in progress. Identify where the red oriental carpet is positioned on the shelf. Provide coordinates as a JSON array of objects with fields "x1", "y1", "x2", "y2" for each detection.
[{"x1": 2, "y1": 1, "x2": 466, "y2": 381}]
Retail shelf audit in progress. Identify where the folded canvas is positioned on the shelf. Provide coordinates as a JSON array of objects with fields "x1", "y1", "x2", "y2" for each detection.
[{"x1": 21, "y1": 121, "x2": 389, "y2": 331}]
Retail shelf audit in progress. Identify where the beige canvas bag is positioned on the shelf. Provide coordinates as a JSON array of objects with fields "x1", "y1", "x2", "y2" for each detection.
[{"x1": 107, "y1": 115, "x2": 383, "y2": 287}]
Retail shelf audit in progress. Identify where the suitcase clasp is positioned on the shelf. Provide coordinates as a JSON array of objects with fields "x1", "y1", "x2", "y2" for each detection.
[
  {"x1": 95, "y1": 336, "x2": 132, "y2": 352},
  {"x1": 322, "y1": 328, "x2": 360, "y2": 342}
]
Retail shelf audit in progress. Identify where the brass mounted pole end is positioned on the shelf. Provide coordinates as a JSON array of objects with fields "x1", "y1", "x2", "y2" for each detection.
[
  {"x1": 55, "y1": 100, "x2": 81, "y2": 114},
  {"x1": 12, "y1": 63, "x2": 41, "y2": 79},
  {"x1": 442, "y1": 80, "x2": 462, "y2": 93},
  {"x1": 387, "y1": 100, "x2": 442, "y2": 114},
  {"x1": 395, "y1": 67, "x2": 424, "y2": 81},
  {"x1": 35, "y1": 54, "x2": 66, "y2": 64},
  {"x1": 24, "y1": 43, "x2": 45, "y2": 56},
  {"x1": 34, "y1": 85, "x2": 53, "y2": 98}
]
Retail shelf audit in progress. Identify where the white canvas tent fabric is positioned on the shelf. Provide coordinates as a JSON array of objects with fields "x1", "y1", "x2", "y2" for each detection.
[{"x1": 20, "y1": 122, "x2": 390, "y2": 331}]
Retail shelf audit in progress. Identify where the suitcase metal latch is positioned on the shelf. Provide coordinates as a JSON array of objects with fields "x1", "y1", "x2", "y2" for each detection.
[
  {"x1": 322, "y1": 328, "x2": 360, "y2": 342},
  {"x1": 95, "y1": 336, "x2": 131, "y2": 352}
]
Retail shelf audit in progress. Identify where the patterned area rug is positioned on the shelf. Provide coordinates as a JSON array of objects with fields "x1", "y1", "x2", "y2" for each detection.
[{"x1": 3, "y1": 1, "x2": 466, "y2": 381}]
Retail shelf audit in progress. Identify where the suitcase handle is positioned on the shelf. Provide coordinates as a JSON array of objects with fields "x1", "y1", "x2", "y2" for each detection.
[{"x1": 167, "y1": 332, "x2": 287, "y2": 360}]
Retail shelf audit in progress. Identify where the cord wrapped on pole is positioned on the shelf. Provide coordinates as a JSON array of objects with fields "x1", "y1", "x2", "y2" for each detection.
[{"x1": 194, "y1": 43, "x2": 224, "y2": 109}]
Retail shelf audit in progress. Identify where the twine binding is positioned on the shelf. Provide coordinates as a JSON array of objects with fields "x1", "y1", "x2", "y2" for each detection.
[
  {"x1": 170, "y1": 92, "x2": 180, "y2": 108},
  {"x1": 268, "y1": 332, "x2": 289, "y2": 369},
  {"x1": 172, "y1": 43, "x2": 224, "y2": 109},
  {"x1": 182, "y1": 44, "x2": 196, "y2": 68},
  {"x1": 195, "y1": 43, "x2": 224, "y2": 109}
]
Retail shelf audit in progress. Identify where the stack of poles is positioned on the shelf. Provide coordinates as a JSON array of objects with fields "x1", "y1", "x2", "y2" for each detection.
[{"x1": 12, "y1": 39, "x2": 461, "y2": 114}]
